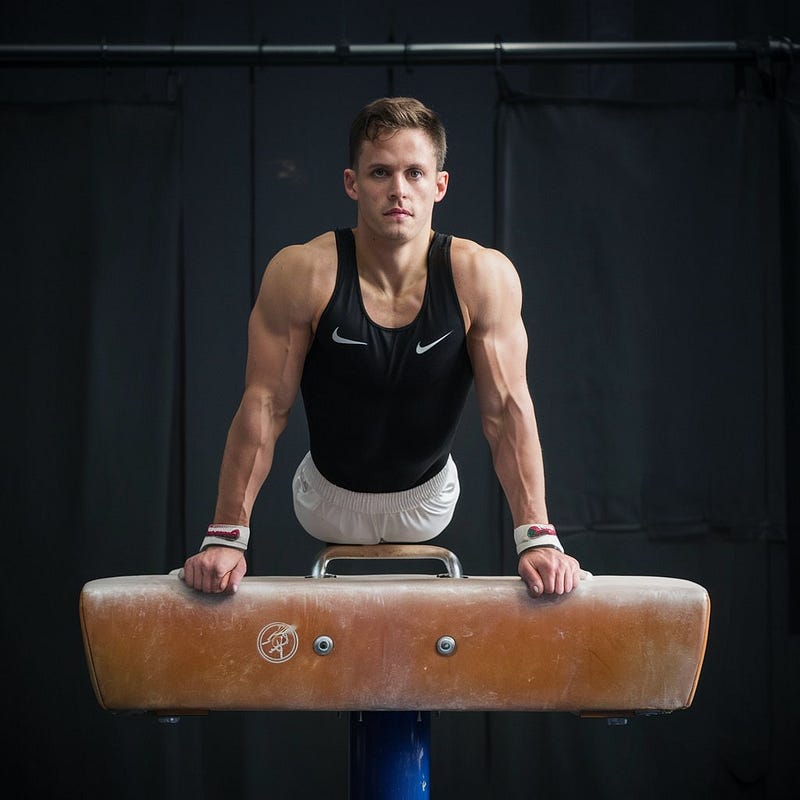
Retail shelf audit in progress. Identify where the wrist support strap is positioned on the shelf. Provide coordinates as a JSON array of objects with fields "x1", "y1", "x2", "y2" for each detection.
[
  {"x1": 201, "y1": 524, "x2": 250, "y2": 552},
  {"x1": 514, "y1": 523, "x2": 564, "y2": 555}
]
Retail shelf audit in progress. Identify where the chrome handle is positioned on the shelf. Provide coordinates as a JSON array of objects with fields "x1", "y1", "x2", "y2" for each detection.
[{"x1": 309, "y1": 544, "x2": 464, "y2": 579}]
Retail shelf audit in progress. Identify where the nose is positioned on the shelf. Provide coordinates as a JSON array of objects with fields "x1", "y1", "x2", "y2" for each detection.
[{"x1": 388, "y1": 173, "x2": 407, "y2": 199}]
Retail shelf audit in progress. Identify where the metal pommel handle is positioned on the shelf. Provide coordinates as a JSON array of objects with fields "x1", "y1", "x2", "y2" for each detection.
[{"x1": 310, "y1": 544, "x2": 464, "y2": 579}]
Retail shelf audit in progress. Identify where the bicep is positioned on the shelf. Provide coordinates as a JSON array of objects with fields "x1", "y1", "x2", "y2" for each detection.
[
  {"x1": 242, "y1": 258, "x2": 314, "y2": 417},
  {"x1": 467, "y1": 259, "x2": 531, "y2": 422}
]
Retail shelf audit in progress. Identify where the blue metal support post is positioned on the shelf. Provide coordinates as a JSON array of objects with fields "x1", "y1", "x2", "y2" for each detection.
[{"x1": 349, "y1": 710, "x2": 431, "y2": 799}]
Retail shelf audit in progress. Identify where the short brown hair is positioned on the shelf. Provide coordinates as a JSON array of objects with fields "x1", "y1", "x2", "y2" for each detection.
[{"x1": 349, "y1": 96, "x2": 447, "y2": 170}]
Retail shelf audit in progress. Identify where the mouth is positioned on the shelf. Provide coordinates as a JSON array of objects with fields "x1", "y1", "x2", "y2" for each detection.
[{"x1": 384, "y1": 208, "x2": 411, "y2": 218}]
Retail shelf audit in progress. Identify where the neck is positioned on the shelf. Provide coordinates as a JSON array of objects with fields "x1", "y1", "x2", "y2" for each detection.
[{"x1": 352, "y1": 226, "x2": 433, "y2": 293}]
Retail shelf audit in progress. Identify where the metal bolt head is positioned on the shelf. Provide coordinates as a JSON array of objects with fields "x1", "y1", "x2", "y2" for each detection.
[
  {"x1": 313, "y1": 635, "x2": 334, "y2": 655},
  {"x1": 436, "y1": 635, "x2": 456, "y2": 655}
]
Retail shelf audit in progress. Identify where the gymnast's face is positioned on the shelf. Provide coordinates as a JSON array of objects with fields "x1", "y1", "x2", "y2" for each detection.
[{"x1": 343, "y1": 127, "x2": 449, "y2": 243}]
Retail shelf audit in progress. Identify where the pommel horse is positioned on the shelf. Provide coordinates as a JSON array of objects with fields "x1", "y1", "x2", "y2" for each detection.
[{"x1": 80, "y1": 545, "x2": 710, "y2": 798}]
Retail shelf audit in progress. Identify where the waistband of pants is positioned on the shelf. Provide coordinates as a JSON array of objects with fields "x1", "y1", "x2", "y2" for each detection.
[{"x1": 298, "y1": 452, "x2": 455, "y2": 515}]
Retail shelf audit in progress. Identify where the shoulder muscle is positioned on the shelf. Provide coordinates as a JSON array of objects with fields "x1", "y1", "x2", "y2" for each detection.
[
  {"x1": 450, "y1": 237, "x2": 523, "y2": 333},
  {"x1": 254, "y1": 231, "x2": 337, "y2": 332}
]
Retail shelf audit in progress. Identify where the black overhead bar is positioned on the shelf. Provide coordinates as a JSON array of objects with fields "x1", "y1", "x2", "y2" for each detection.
[{"x1": 0, "y1": 38, "x2": 797, "y2": 68}]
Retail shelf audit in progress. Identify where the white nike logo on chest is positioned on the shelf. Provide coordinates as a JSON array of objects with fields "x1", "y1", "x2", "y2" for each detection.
[
  {"x1": 416, "y1": 331, "x2": 453, "y2": 354},
  {"x1": 332, "y1": 327, "x2": 368, "y2": 346}
]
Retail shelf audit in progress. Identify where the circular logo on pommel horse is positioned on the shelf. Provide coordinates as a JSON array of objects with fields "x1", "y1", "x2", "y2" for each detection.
[{"x1": 257, "y1": 622, "x2": 299, "y2": 663}]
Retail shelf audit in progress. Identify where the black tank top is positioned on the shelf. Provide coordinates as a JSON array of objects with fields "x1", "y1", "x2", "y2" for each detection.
[{"x1": 300, "y1": 228, "x2": 473, "y2": 492}]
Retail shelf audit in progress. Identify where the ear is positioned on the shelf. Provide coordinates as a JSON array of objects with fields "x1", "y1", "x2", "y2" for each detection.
[
  {"x1": 434, "y1": 170, "x2": 449, "y2": 203},
  {"x1": 343, "y1": 168, "x2": 358, "y2": 200}
]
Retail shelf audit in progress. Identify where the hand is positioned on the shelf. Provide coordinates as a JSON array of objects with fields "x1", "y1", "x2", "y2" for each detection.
[
  {"x1": 518, "y1": 547, "x2": 583, "y2": 598},
  {"x1": 182, "y1": 546, "x2": 248, "y2": 594}
]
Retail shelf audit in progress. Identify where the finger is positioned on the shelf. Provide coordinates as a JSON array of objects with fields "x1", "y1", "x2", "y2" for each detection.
[
  {"x1": 568, "y1": 564, "x2": 589, "y2": 592},
  {"x1": 518, "y1": 560, "x2": 543, "y2": 597},
  {"x1": 229, "y1": 557, "x2": 247, "y2": 593},
  {"x1": 183, "y1": 561, "x2": 197, "y2": 590},
  {"x1": 570, "y1": 565, "x2": 585, "y2": 592},
  {"x1": 540, "y1": 567, "x2": 557, "y2": 595},
  {"x1": 202, "y1": 564, "x2": 220, "y2": 594},
  {"x1": 526, "y1": 569, "x2": 544, "y2": 597}
]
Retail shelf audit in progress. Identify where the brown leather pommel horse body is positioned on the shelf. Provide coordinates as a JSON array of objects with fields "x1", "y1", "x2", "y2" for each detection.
[{"x1": 79, "y1": 545, "x2": 710, "y2": 719}]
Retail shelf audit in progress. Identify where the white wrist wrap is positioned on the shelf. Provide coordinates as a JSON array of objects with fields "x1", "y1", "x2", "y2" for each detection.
[
  {"x1": 201, "y1": 524, "x2": 250, "y2": 552},
  {"x1": 514, "y1": 523, "x2": 564, "y2": 555}
]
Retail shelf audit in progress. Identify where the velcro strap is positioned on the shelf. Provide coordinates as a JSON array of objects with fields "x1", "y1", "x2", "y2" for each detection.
[
  {"x1": 514, "y1": 523, "x2": 564, "y2": 555},
  {"x1": 201, "y1": 524, "x2": 250, "y2": 552}
]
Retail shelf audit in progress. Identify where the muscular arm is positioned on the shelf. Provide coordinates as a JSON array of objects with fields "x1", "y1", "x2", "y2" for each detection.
[
  {"x1": 458, "y1": 243, "x2": 582, "y2": 597},
  {"x1": 212, "y1": 259, "x2": 310, "y2": 525},
  {"x1": 183, "y1": 241, "x2": 326, "y2": 593}
]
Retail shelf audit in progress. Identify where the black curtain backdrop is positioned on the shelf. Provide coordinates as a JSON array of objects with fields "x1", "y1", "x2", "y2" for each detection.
[
  {"x1": 497, "y1": 97, "x2": 787, "y2": 537},
  {"x1": 1, "y1": 103, "x2": 183, "y2": 797},
  {"x1": 494, "y1": 92, "x2": 799, "y2": 798},
  {"x1": 2, "y1": 89, "x2": 799, "y2": 799}
]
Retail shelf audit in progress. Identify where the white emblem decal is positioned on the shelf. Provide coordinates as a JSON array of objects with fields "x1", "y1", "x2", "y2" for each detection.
[
  {"x1": 416, "y1": 330, "x2": 453, "y2": 354},
  {"x1": 332, "y1": 326, "x2": 368, "y2": 346},
  {"x1": 257, "y1": 622, "x2": 299, "y2": 663}
]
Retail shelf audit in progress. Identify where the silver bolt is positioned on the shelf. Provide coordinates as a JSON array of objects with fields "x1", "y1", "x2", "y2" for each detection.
[
  {"x1": 313, "y1": 635, "x2": 334, "y2": 655},
  {"x1": 436, "y1": 635, "x2": 456, "y2": 656}
]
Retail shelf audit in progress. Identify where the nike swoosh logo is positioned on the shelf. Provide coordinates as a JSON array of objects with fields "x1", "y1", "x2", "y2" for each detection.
[
  {"x1": 416, "y1": 331, "x2": 453, "y2": 354},
  {"x1": 332, "y1": 326, "x2": 368, "y2": 346}
]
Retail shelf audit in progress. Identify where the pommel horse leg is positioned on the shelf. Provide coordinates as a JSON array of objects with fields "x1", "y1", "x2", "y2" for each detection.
[
  {"x1": 79, "y1": 544, "x2": 711, "y2": 800},
  {"x1": 315, "y1": 546, "x2": 457, "y2": 800},
  {"x1": 349, "y1": 711, "x2": 431, "y2": 799}
]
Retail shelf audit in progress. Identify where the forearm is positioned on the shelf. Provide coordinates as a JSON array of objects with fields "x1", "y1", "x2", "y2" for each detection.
[
  {"x1": 212, "y1": 392, "x2": 288, "y2": 525},
  {"x1": 485, "y1": 397, "x2": 549, "y2": 526}
]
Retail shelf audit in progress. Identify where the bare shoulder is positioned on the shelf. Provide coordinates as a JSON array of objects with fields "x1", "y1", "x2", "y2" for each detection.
[
  {"x1": 449, "y1": 236, "x2": 522, "y2": 326},
  {"x1": 264, "y1": 231, "x2": 337, "y2": 286},
  {"x1": 257, "y1": 231, "x2": 338, "y2": 323}
]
